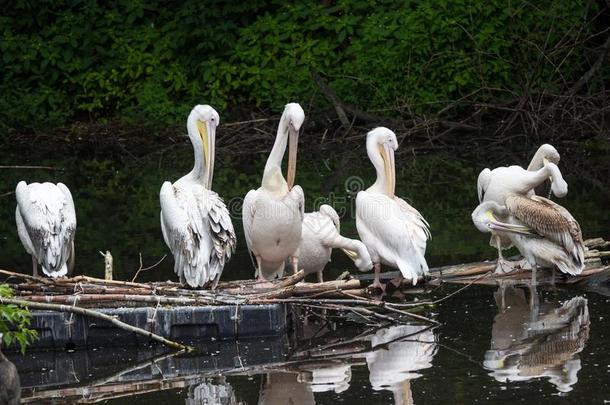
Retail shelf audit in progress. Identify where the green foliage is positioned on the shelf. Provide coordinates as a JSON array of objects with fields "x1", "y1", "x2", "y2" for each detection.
[
  {"x1": 0, "y1": 0, "x2": 601, "y2": 131},
  {"x1": 0, "y1": 285, "x2": 38, "y2": 354}
]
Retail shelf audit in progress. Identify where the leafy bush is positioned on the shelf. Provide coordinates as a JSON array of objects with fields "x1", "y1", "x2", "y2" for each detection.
[
  {"x1": 0, "y1": 0, "x2": 601, "y2": 132},
  {"x1": 0, "y1": 284, "x2": 38, "y2": 354}
]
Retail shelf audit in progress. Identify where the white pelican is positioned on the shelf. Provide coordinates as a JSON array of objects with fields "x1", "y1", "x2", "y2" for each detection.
[
  {"x1": 356, "y1": 127, "x2": 430, "y2": 288},
  {"x1": 243, "y1": 103, "x2": 305, "y2": 281},
  {"x1": 484, "y1": 287, "x2": 589, "y2": 393},
  {"x1": 365, "y1": 324, "x2": 437, "y2": 404},
  {"x1": 296, "y1": 204, "x2": 372, "y2": 282},
  {"x1": 0, "y1": 333, "x2": 20, "y2": 405},
  {"x1": 476, "y1": 144, "x2": 566, "y2": 269},
  {"x1": 160, "y1": 105, "x2": 236, "y2": 288},
  {"x1": 472, "y1": 194, "x2": 585, "y2": 281},
  {"x1": 15, "y1": 181, "x2": 76, "y2": 277}
]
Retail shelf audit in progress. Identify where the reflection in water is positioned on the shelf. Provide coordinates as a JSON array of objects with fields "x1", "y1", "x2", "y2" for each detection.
[
  {"x1": 185, "y1": 378, "x2": 241, "y2": 405},
  {"x1": 258, "y1": 372, "x2": 315, "y2": 405},
  {"x1": 305, "y1": 363, "x2": 351, "y2": 393},
  {"x1": 484, "y1": 286, "x2": 590, "y2": 393},
  {"x1": 366, "y1": 325, "x2": 437, "y2": 404}
]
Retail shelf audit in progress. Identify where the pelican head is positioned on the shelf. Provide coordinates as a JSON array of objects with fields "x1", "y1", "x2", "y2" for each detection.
[
  {"x1": 472, "y1": 201, "x2": 531, "y2": 235},
  {"x1": 188, "y1": 105, "x2": 220, "y2": 188},
  {"x1": 283, "y1": 103, "x2": 305, "y2": 189},
  {"x1": 538, "y1": 144, "x2": 560, "y2": 166},
  {"x1": 471, "y1": 201, "x2": 507, "y2": 234},
  {"x1": 367, "y1": 127, "x2": 398, "y2": 198}
]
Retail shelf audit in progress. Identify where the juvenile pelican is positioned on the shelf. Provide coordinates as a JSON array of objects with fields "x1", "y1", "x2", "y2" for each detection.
[
  {"x1": 243, "y1": 103, "x2": 305, "y2": 281},
  {"x1": 296, "y1": 204, "x2": 372, "y2": 282},
  {"x1": 356, "y1": 127, "x2": 430, "y2": 288},
  {"x1": 472, "y1": 194, "x2": 585, "y2": 281},
  {"x1": 160, "y1": 105, "x2": 236, "y2": 288},
  {"x1": 476, "y1": 144, "x2": 567, "y2": 270},
  {"x1": 15, "y1": 181, "x2": 76, "y2": 277}
]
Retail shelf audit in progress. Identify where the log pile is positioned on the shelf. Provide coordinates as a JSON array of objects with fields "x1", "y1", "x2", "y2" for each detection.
[{"x1": 1, "y1": 237, "x2": 608, "y2": 351}]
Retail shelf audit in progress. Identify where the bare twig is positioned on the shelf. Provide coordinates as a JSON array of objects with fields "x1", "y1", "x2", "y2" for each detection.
[{"x1": 131, "y1": 253, "x2": 167, "y2": 282}]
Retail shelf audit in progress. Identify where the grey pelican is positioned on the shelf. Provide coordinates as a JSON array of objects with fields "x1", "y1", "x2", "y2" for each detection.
[
  {"x1": 296, "y1": 204, "x2": 372, "y2": 282},
  {"x1": 160, "y1": 105, "x2": 236, "y2": 288},
  {"x1": 15, "y1": 181, "x2": 76, "y2": 277},
  {"x1": 472, "y1": 194, "x2": 585, "y2": 281},
  {"x1": 242, "y1": 103, "x2": 305, "y2": 281},
  {"x1": 0, "y1": 333, "x2": 20, "y2": 405},
  {"x1": 476, "y1": 144, "x2": 567, "y2": 271},
  {"x1": 356, "y1": 127, "x2": 430, "y2": 289}
]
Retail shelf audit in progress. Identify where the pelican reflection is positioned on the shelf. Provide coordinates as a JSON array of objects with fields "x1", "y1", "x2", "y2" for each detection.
[
  {"x1": 185, "y1": 377, "x2": 241, "y2": 405},
  {"x1": 484, "y1": 285, "x2": 590, "y2": 393},
  {"x1": 365, "y1": 324, "x2": 437, "y2": 404}
]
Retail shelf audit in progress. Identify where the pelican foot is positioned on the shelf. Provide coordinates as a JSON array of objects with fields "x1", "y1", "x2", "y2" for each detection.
[
  {"x1": 370, "y1": 279, "x2": 385, "y2": 292},
  {"x1": 494, "y1": 258, "x2": 517, "y2": 275},
  {"x1": 388, "y1": 276, "x2": 403, "y2": 289}
]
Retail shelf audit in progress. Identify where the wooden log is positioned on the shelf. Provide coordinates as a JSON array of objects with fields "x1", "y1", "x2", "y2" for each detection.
[{"x1": 292, "y1": 279, "x2": 361, "y2": 295}]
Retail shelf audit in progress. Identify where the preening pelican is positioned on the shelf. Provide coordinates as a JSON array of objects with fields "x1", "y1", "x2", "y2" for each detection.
[
  {"x1": 356, "y1": 127, "x2": 430, "y2": 288},
  {"x1": 242, "y1": 103, "x2": 305, "y2": 281},
  {"x1": 160, "y1": 105, "x2": 236, "y2": 288},
  {"x1": 296, "y1": 204, "x2": 372, "y2": 282},
  {"x1": 15, "y1": 181, "x2": 76, "y2": 277},
  {"x1": 0, "y1": 333, "x2": 20, "y2": 405},
  {"x1": 472, "y1": 194, "x2": 585, "y2": 281},
  {"x1": 476, "y1": 144, "x2": 567, "y2": 270}
]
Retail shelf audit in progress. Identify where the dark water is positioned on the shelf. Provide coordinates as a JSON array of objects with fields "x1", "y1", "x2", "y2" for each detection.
[
  {"x1": 1, "y1": 138, "x2": 610, "y2": 403},
  {"x1": 7, "y1": 284, "x2": 610, "y2": 404}
]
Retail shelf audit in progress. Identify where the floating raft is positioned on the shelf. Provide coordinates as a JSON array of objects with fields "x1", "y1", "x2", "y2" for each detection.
[{"x1": 1, "y1": 238, "x2": 608, "y2": 350}]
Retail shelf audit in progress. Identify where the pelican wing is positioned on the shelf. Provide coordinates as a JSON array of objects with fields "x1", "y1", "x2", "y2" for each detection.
[
  {"x1": 505, "y1": 194, "x2": 584, "y2": 265},
  {"x1": 477, "y1": 168, "x2": 492, "y2": 203},
  {"x1": 206, "y1": 192, "x2": 236, "y2": 286},
  {"x1": 160, "y1": 182, "x2": 217, "y2": 287},
  {"x1": 357, "y1": 191, "x2": 429, "y2": 282},
  {"x1": 242, "y1": 189, "x2": 258, "y2": 255},
  {"x1": 15, "y1": 181, "x2": 76, "y2": 277},
  {"x1": 394, "y1": 196, "x2": 431, "y2": 244}
]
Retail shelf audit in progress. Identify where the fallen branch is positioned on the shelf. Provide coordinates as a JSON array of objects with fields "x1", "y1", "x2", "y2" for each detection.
[
  {"x1": 0, "y1": 165, "x2": 61, "y2": 170},
  {"x1": 0, "y1": 296, "x2": 194, "y2": 352}
]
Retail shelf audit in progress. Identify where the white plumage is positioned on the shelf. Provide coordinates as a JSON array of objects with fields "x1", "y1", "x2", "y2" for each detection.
[
  {"x1": 160, "y1": 105, "x2": 236, "y2": 288},
  {"x1": 366, "y1": 324, "x2": 437, "y2": 404},
  {"x1": 242, "y1": 103, "x2": 305, "y2": 281},
  {"x1": 295, "y1": 204, "x2": 372, "y2": 282},
  {"x1": 356, "y1": 127, "x2": 430, "y2": 288},
  {"x1": 15, "y1": 181, "x2": 76, "y2": 277}
]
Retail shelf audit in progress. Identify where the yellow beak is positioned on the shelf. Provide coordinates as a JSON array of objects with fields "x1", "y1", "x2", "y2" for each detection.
[{"x1": 379, "y1": 144, "x2": 396, "y2": 198}]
